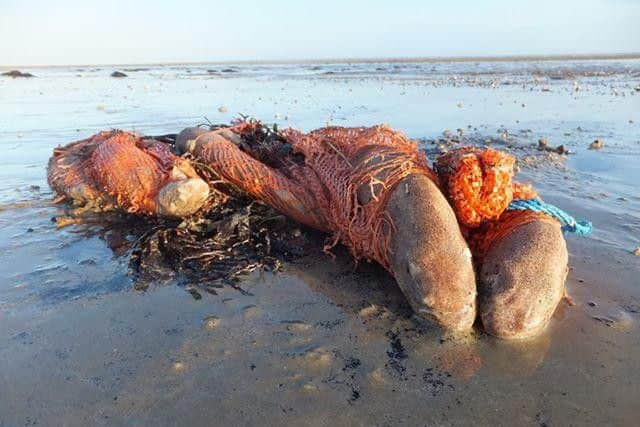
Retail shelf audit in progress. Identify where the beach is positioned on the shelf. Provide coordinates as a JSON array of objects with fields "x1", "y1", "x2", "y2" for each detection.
[{"x1": 1, "y1": 58, "x2": 639, "y2": 425}]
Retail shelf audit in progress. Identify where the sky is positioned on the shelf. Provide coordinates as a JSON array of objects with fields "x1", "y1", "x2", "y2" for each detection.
[{"x1": 1, "y1": 0, "x2": 639, "y2": 66}]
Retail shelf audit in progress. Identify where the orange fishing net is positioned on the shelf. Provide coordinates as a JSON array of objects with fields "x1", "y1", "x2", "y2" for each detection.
[
  {"x1": 49, "y1": 131, "x2": 114, "y2": 205},
  {"x1": 468, "y1": 210, "x2": 557, "y2": 261},
  {"x1": 194, "y1": 123, "x2": 438, "y2": 270},
  {"x1": 434, "y1": 147, "x2": 539, "y2": 227},
  {"x1": 228, "y1": 126, "x2": 552, "y2": 267},
  {"x1": 50, "y1": 122, "x2": 557, "y2": 269},
  {"x1": 433, "y1": 146, "x2": 556, "y2": 262},
  {"x1": 49, "y1": 130, "x2": 209, "y2": 215}
]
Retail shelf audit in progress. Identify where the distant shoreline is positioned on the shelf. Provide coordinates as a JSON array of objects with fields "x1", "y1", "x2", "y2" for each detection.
[{"x1": 2, "y1": 53, "x2": 640, "y2": 69}]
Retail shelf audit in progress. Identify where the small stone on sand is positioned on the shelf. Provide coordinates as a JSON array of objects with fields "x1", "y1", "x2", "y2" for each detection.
[
  {"x1": 301, "y1": 383, "x2": 319, "y2": 392},
  {"x1": 284, "y1": 321, "x2": 311, "y2": 332},
  {"x1": 110, "y1": 71, "x2": 127, "y2": 78},
  {"x1": 368, "y1": 366, "x2": 393, "y2": 385},
  {"x1": 202, "y1": 315, "x2": 220, "y2": 330},
  {"x1": 555, "y1": 144, "x2": 569, "y2": 155},
  {"x1": 301, "y1": 348, "x2": 333, "y2": 371},
  {"x1": 242, "y1": 304, "x2": 261, "y2": 319},
  {"x1": 589, "y1": 139, "x2": 604, "y2": 150},
  {"x1": 358, "y1": 305, "x2": 380, "y2": 318}
]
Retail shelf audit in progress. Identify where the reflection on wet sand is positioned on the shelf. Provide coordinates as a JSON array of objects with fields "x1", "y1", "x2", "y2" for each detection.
[{"x1": 481, "y1": 333, "x2": 552, "y2": 377}]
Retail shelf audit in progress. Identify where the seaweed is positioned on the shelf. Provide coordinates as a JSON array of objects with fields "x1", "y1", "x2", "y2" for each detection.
[
  {"x1": 53, "y1": 119, "x2": 318, "y2": 299},
  {"x1": 128, "y1": 194, "x2": 313, "y2": 297},
  {"x1": 128, "y1": 120, "x2": 316, "y2": 298}
]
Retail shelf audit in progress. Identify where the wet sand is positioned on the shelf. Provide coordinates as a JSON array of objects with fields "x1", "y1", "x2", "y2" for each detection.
[
  {"x1": 1, "y1": 241, "x2": 639, "y2": 426},
  {"x1": 1, "y1": 59, "x2": 639, "y2": 425}
]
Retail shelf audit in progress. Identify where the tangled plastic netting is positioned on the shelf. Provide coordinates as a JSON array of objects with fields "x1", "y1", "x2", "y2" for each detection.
[
  {"x1": 434, "y1": 147, "x2": 539, "y2": 228},
  {"x1": 219, "y1": 122, "x2": 592, "y2": 266},
  {"x1": 432, "y1": 145, "x2": 593, "y2": 261},
  {"x1": 196, "y1": 121, "x2": 438, "y2": 270},
  {"x1": 48, "y1": 131, "x2": 115, "y2": 206},
  {"x1": 198, "y1": 121, "x2": 566, "y2": 268},
  {"x1": 48, "y1": 130, "x2": 210, "y2": 215},
  {"x1": 49, "y1": 120, "x2": 589, "y2": 288},
  {"x1": 48, "y1": 127, "x2": 319, "y2": 296},
  {"x1": 432, "y1": 146, "x2": 550, "y2": 261}
]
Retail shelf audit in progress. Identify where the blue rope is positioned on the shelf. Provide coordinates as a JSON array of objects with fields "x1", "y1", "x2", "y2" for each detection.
[{"x1": 507, "y1": 199, "x2": 593, "y2": 235}]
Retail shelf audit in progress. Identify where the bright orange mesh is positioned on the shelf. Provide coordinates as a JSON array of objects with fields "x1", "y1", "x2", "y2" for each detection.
[
  {"x1": 512, "y1": 181, "x2": 539, "y2": 200},
  {"x1": 50, "y1": 125, "x2": 557, "y2": 270},
  {"x1": 287, "y1": 126, "x2": 438, "y2": 270},
  {"x1": 90, "y1": 133, "x2": 171, "y2": 213},
  {"x1": 435, "y1": 147, "x2": 516, "y2": 227},
  {"x1": 49, "y1": 131, "x2": 117, "y2": 205},
  {"x1": 197, "y1": 124, "x2": 556, "y2": 269},
  {"x1": 467, "y1": 211, "x2": 559, "y2": 262},
  {"x1": 193, "y1": 130, "x2": 329, "y2": 230},
  {"x1": 434, "y1": 147, "x2": 553, "y2": 263},
  {"x1": 194, "y1": 123, "x2": 438, "y2": 270},
  {"x1": 49, "y1": 130, "x2": 204, "y2": 215}
]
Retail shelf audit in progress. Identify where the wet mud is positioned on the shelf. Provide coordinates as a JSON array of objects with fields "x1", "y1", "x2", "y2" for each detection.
[{"x1": 1, "y1": 58, "x2": 639, "y2": 426}]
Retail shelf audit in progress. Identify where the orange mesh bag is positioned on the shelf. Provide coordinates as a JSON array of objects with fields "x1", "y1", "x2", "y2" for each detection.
[
  {"x1": 49, "y1": 130, "x2": 213, "y2": 215},
  {"x1": 193, "y1": 123, "x2": 438, "y2": 270},
  {"x1": 48, "y1": 131, "x2": 118, "y2": 207},
  {"x1": 434, "y1": 146, "x2": 556, "y2": 262},
  {"x1": 434, "y1": 147, "x2": 518, "y2": 227}
]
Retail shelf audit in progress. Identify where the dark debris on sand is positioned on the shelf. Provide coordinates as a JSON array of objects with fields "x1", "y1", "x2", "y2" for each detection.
[
  {"x1": 422, "y1": 368, "x2": 454, "y2": 397},
  {"x1": 537, "y1": 138, "x2": 569, "y2": 155},
  {"x1": 385, "y1": 330, "x2": 408, "y2": 378},
  {"x1": 129, "y1": 194, "x2": 316, "y2": 298},
  {"x1": 220, "y1": 117, "x2": 305, "y2": 171},
  {"x1": 2, "y1": 70, "x2": 35, "y2": 78}
]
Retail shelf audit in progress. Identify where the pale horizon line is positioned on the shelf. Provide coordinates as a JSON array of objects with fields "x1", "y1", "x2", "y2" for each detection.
[{"x1": 2, "y1": 52, "x2": 640, "y2": 70}]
